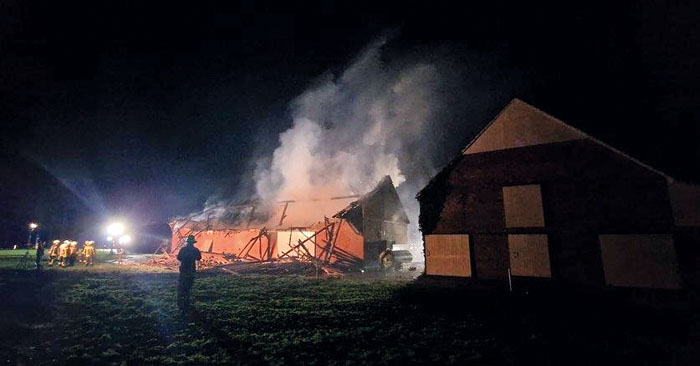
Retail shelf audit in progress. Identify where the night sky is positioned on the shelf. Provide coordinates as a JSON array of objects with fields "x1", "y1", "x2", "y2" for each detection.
[{"x1": 1, "y1": 1, "x2": 699, "y2": 245}]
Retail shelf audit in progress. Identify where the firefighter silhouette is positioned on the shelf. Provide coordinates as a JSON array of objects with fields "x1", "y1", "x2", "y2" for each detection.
[{"x1": 177, "y1": 235, "x2": 202, "y2": 315}]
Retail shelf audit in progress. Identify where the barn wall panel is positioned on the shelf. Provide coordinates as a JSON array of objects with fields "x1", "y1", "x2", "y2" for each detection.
[
  {"x1": 432, "y1": 185, "x2": 504, "y2": 233},
  {"x1": 600, "y1": 234, "x2": 681, "y2": 289},
  {"x1": 364, "y1": 218, "x2": 385, "y2": 243},
  {"x1": 549, "y1": 231, "x2": 604, "y2": 286},
  {"x1": 472, "y1": 234, "x2": 509, "y2": 279},
  {"x1": 383, "y1": 221, "x2": 409, "y2": 244},
  {"x1": 503, "y1": 185, "x2": 545, "y2": 228},
  {"x1": 669, "y1": 182, "x2": 700, "y2": 227},
  {"x1": 508, "y1": 234, "x2": 551, "y2": 277},
  {"x1": 328, "y1": 220, "x2": 364, "y2": 266},
  {"x1": 425, "y1": 234, "x2": 471, "y2": 277},
  {"x1": 172, "y1": 229, "x2": 267, "y2": 258}
]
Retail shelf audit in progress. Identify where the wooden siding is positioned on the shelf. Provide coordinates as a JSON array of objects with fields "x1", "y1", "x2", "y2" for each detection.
[
  {"x1": 472, "y1": 234, "x2": 509, "y2": 279},
  {"x1": 668, "y1": 182, "x2": 700, "y2": 227},
  {"x1": 171, "y1": 228, "x2": 266, "y2": 256},
  {"x1": 503, "y1": 184, "x2": 545, "y2": 228},
  {"x1": 464, "y1": 99, "x2": 585, "y2": 155},
  {"x1": 425, "y1": 234, "x2": 471, "y2": 277},
  {"x1": 600, "y1": 234, "x2": 681, "y2": 289},
  {"x1": 427, "y1": 140, "x2": 673, "y2": 235},
  {"x1": 508, "y1": 234, "x2": 552, "y2": 277}
]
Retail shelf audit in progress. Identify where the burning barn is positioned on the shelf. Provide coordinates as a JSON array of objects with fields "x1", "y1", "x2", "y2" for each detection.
[
  {"x1": 418, "y1": 99, "x2": 700, "y2": 289},
  {"x1": 170, "y1": 176, "x2": 412, "y2": 269}
]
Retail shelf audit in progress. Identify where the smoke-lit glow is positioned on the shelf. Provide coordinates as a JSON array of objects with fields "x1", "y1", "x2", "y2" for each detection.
[{"x1": 253, "y1": 37, "x2": 447, "y2": 255}]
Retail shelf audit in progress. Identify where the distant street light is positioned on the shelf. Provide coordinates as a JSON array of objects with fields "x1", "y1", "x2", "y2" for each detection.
[{"x1": 27, "y1": 222, "x2": 39, "y2": 247}]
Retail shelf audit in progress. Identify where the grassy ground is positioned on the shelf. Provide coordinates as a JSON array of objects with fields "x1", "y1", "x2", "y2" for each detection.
[
  {"x1": 0, "y1": 256, "x2": 698, "y2": 365},
  {"x1": 0, "y1": 249, "x2": 169, "y2": 272}
]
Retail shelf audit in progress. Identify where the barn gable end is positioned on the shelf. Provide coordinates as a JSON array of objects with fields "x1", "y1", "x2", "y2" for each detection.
[
  {"x1": 463, "y1": 99, "x2": 585, "y2": 155},
  {"x1": 419, "y1": 99, "x2": 698, "y2": 289}
]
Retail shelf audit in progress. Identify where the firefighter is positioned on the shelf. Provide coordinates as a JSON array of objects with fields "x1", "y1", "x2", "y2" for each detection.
[
  {"x1": 177, "y1": 235, "x2": 202, "y2": 316},
  {"x1": 82, "y1": 241, "x2": 95, "y2": 266},
  {"x1": 48, "y1": 240, "x2": 60, "y2": 267},
  {"x1": 68, "y1": 241, "x2": 79, "y2": 266},
  {"x1": 116, "y1": 245, "x2": 124, "y2": 264},
  {"x1": 35, "y1": 241, "x2": 45, "y2": 269},
  {"x1": 58, "y1": 240, "x2": 70, "y2": 267},
  {"x1": 79, "y1": 241, "x2": 87, "y2": 264}
]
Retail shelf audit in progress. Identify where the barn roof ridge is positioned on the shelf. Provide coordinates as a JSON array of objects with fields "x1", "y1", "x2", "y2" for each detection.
[
  {"x1": 500, "y1": 99, "x2": 673, "y2": 181},
  {"x1": 333, "y1": 175, "x2": 410, "y2": 224},
  {"x1": 417, "y1": 98, "x2": 685, "y2": 199}
]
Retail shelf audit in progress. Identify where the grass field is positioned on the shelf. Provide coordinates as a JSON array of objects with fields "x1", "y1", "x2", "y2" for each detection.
[
  {"x1": 0, "y1": 249, "x2": 169, "y2": 272},
  {"x1": 0, "y1": 255, "x2": 698, "y2": 365}
]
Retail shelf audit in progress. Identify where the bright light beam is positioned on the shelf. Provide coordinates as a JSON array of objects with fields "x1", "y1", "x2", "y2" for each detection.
[{"x1": 107, "y1": 222, "x2": 125, "y2": 236}]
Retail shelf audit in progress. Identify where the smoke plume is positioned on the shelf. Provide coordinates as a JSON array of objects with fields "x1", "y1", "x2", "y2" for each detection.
[{"x1": 255, "y1": 36, "x2": 450, "y2": 246}]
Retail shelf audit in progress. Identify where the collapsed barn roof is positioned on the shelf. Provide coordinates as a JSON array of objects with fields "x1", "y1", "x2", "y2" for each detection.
[{"x1": 171, "y1": 175, "x2": 408, "y2": 232}]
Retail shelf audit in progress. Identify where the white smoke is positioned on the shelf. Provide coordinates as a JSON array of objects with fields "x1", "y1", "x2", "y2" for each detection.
[{"x1": 255, "y1": 37, "x2": 448, "y2": 250}]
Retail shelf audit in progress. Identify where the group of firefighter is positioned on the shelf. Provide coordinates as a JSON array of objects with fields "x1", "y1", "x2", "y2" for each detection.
[{"x1": 46, "y1": 240, "x2": 96, "y2": 267}]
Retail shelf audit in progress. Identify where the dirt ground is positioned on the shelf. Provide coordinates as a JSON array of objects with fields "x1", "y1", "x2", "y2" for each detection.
[{"x1": 0, "y1": 255, "x2": 698, "y2": 365}]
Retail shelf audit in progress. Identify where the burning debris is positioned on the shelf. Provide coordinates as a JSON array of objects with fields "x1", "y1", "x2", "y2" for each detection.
[
  {"x1": 147, "y1": 252, "x2": 236, "y2": 271},
  {"x1": 168, "y1": 176, "x2": 415, "y2": 272},
  {"x1": 252, "y1": 37, "x2": 453, "y2": 255}
]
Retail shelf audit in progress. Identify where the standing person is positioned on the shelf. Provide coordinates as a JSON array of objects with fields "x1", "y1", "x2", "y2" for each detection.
[
  {"x1": 35, "y1": 241, "x2": 45, "y2": 269},
  {"x1": 177, "y1": 235, "x2": 202, "y2": 316},
  {"x1": 68, "y1": 241, "x2": 78, "y2": 266},
  {"x1": 116, "y1": 246, "x2": 124, "y2": 264},
  {"x1": 48, "y1": 240, "x2": 60, "y2": 267},
  {"x1": 58, "y1": 240, "x2": 70, "y2": 267},
  {"x1": 82, "y1": 241, "x2": 95, "y2": 266}
]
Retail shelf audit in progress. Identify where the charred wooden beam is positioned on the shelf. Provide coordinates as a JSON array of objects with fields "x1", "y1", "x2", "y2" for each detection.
[
  {"x1": 278, "y1": 222, "x2": 334, "y2": 260},
  {"x1": 278, "y1": 201, "x2": 290, "y2": 226}
]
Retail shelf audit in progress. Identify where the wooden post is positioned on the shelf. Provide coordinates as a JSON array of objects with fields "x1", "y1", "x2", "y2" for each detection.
[
  {"x1": 325, "y1": 219, "x2": 343, "y2": 264},
  {"x1": 238, "y1": 227, "x2": 267, "y2": 260},
  {"x1": 278, "y1": 201, "x2": 290, "y2": 226}
]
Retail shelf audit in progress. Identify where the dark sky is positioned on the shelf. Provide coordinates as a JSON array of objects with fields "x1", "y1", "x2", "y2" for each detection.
[{"x1": 1, "y1": 1, "x2": 699, "y2": 244}]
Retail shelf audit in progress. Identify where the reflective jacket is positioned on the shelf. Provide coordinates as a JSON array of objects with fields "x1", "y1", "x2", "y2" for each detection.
[
  {"x1": 48, "y1": 244, "x2": 59, "y2": 257},
  {"x1": 83, "y1": 245, "x2": 95, "y2": 257},
  {"x1": 59, "y1": 244, "x2": 69, "y2": 257}
]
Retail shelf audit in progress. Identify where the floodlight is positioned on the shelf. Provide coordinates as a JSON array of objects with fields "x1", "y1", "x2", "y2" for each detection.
[
  {"x1": 29, "y1": 223, "x2": 38, "y2": 230},
  {"x1": 118, "y1": 235, "x2": 131, "y2": 245},
  {"x1": 107, "y1": 222, "x2": 125, "y2": 236}
]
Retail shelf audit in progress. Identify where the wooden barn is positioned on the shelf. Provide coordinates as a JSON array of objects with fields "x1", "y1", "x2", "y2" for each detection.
[
  {"x1": 417, "y1": 99, "x2": 700, "y2": 289},
  {"x1": 170, "y1": 176, "x2": 410, "y2": 268}
]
